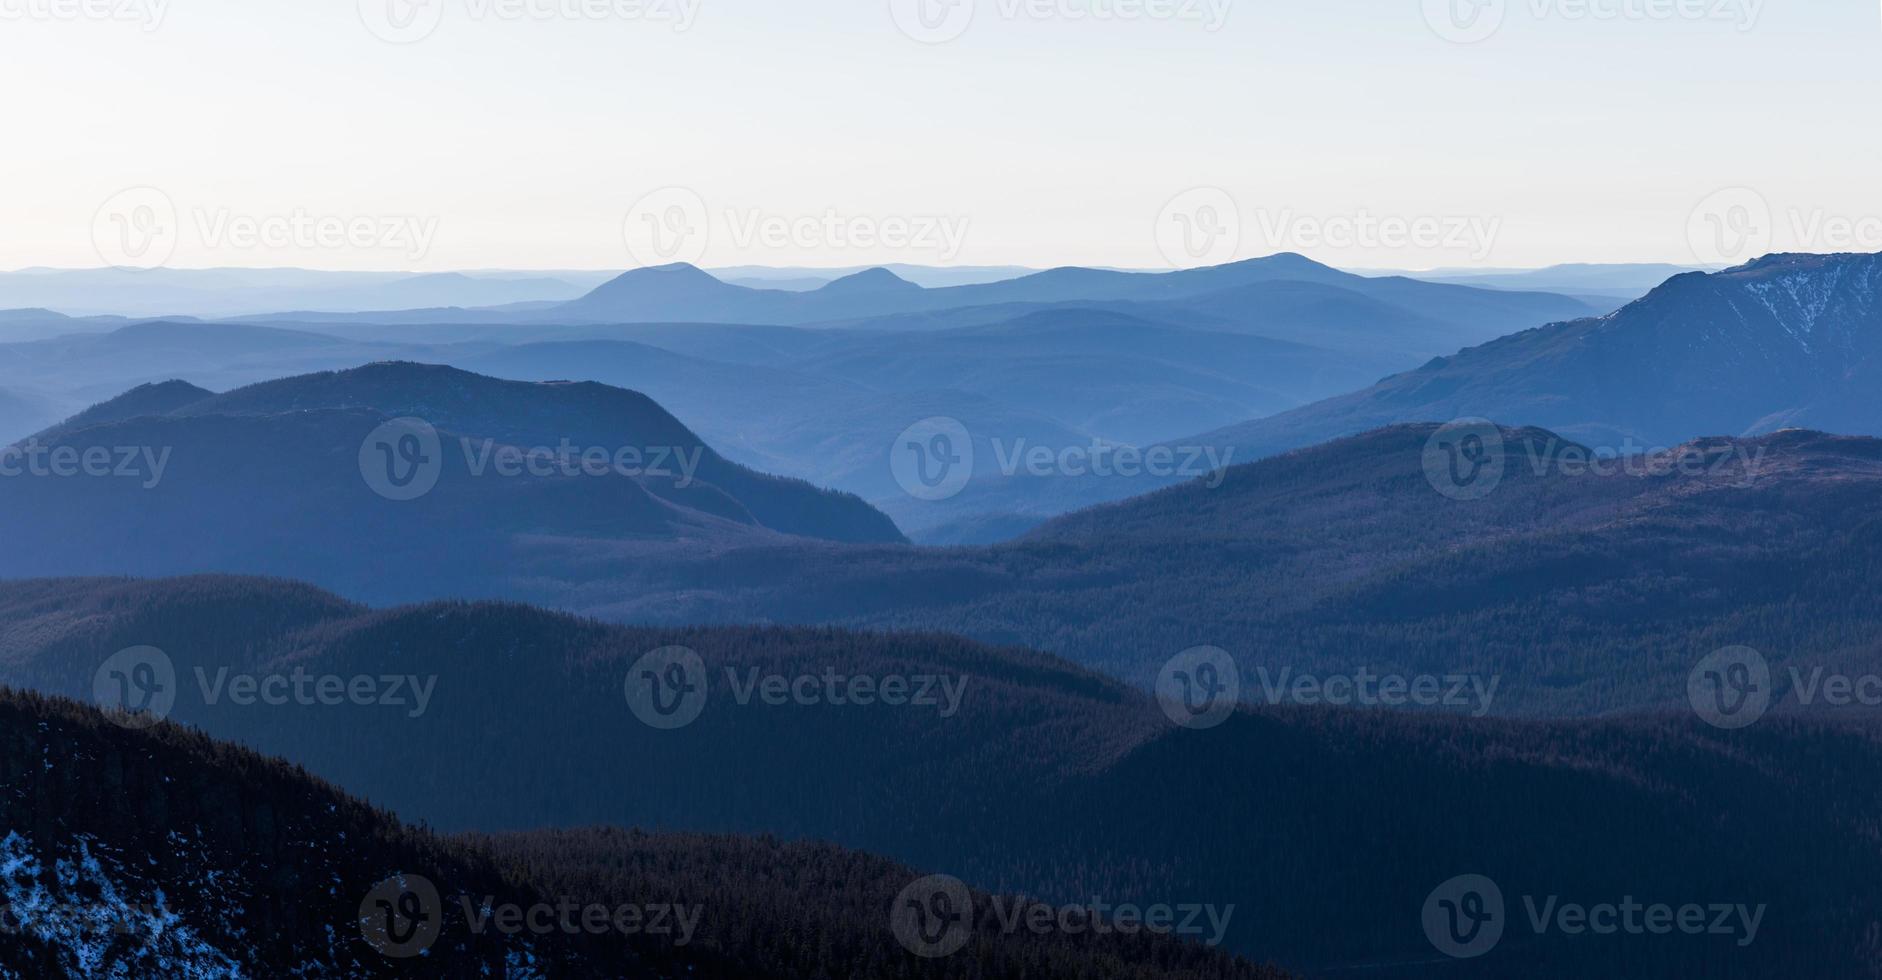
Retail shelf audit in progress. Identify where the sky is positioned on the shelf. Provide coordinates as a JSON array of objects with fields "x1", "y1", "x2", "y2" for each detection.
[{"x1": 2, "y1": 0, "x2": 1879, "y2": 272}]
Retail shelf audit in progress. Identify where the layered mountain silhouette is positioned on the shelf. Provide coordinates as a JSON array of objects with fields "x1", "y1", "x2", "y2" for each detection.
[
  {"x1": 552, "y1": 255, "x2": 1599, "y2": 345},
  {"x1": 0, "y1": 363, "x2": 901, "y2": 599},
  {"x1": 0, "y1": 686, "x2": 1275, "y2": 979},
  {"x1": 915, "y1": 250, "x2": 1882, "y2": 527},
  {"x1": 410, "y1": 423, "x2": 1882, "y2": 719},
  {"x1": 2, "y1": 576, "x2": 1877, "y2": 977},
  {"x1": 1190, "y1": 252, "x2": 1882, "y2": 462}
]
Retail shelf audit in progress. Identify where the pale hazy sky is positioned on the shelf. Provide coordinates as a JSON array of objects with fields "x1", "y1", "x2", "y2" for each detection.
[{"x1": 2, "y1": 0, "x2": 1878, "y2": 272}]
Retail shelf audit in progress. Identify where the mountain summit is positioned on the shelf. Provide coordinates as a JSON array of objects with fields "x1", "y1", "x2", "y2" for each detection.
[{"x1": 1184, "y1": 250, "x2": 1882, "y2": 459}]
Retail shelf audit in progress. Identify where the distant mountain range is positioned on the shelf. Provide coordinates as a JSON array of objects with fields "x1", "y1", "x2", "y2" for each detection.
[
  {"x1": 0, "y1": 267, "x2": 618, "y2": 318},
  {"x1": 551, "y1": 254, "x2": 1600, "y2": 337},
  {"x1": 2, "y1": 575, "x2": 1878, "y2": 977},
  {"x1": 1362, "y1": 262, "x2": 1712, "y2": 300}
]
